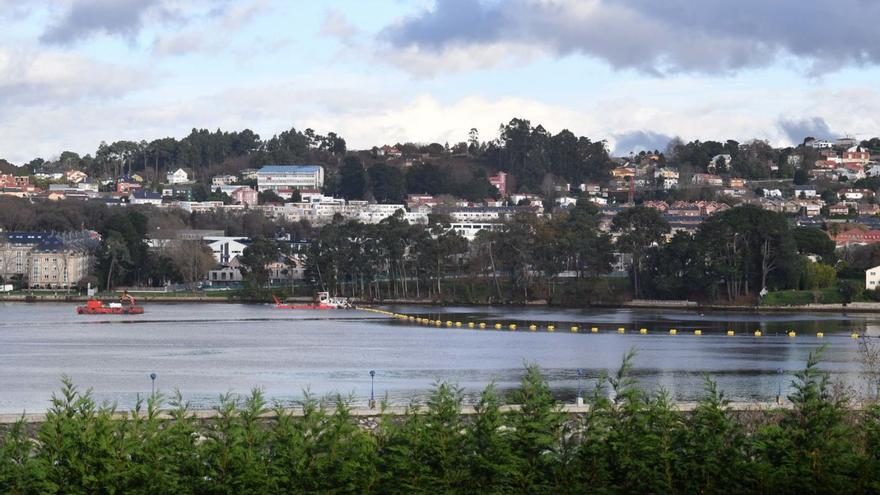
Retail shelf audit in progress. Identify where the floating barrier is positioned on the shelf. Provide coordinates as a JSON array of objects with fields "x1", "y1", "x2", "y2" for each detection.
[
  {"x1": 529, "y1": 324, "x2": 537, "y2": 331},
  {"x1": 509, "y1": 324, "x2": 517, "y2": 331},
  {"x1": 754, "y1": 330, "x2": 762, "y2": 337},
  {"x1": 727, "y1": 330, "x2": 735, "y2": 336},
  {"x1": 446, "y1": 321, "x2": 453, "y2": 327},
  {"x1": 548, "y1": 325, "x2": 555, "y2": 332},
  {"x1": 571, "y1": 326, "x2": 579, "y2": 333},
  {"x1": 694, "y1": 329, "x2": 702, "y2": 336},
  {"x1": 669, "y1": 329, "x2": 677, "y2": 335},
  {"x1": 639, "y1": 328, "x2": 648, "y2": 334},
  {"x1": 479, "y1": 323, "x2": 486, "y2": 329},
  {"x1": 591, "y1": 327, "x2": 598, "y2": 333},
  {"x1": 455, "y1": 322, "x2": 462, "y2": 327},
  {"x1": 788, "y1": 331, "x2": 796, "y2": 338},
  {"x1": 817, "y1": 332, "x2": 824, "y2": 338},
  {"x1": 852, "y1": 332, "x2": 860, "y2": 339},
  {"x1": 468, "y1": 322, "x2": 474, "y2": 328},
  {"x1": 617, "y1": 327, "x2": 625, "y2": 334}
]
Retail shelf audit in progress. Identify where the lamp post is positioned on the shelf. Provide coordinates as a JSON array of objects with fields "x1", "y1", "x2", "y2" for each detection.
[
  {"x1": 150, "y1": 372, "x2": 157, "y2": 396},
  {"x1": 369, "y1": 370, "x2": 376, "y2": 409},
  {"x1": 576, "y1": 368, "x2": 584, "y2": 406},
  {"x1": 776, "y1": 368, "x2": 783, "y2": 405}
]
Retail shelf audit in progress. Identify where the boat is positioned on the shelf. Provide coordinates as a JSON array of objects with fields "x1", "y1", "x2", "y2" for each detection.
[
  {"x1": 273, "y1": 291, "x2": 351, "y2": 310},
  {"x1": 76, "y1": 292, "x2": 144, "y2": 314}
]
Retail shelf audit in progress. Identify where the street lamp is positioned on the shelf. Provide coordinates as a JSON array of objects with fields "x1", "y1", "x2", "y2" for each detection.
[
  {"x1": 369, "y1": 370, "x2": 376, "y2": 409},
  {"x1": 776, "y1": 368, "x2": 783, "y2": 405},
  {"x1": 576, "y1": 368, "x2": 584, "y2": 406},
  {"x1": 150, "y1": 372, "x2": 157, "y2": 396}
]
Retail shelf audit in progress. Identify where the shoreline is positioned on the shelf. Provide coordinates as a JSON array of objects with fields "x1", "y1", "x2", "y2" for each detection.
[{"x1": 3, "y1": 294, "x2": 880, "y2": 314}]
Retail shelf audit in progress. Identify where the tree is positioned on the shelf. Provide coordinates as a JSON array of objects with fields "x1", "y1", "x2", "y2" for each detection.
[
  {"x1": 792, "y1": 227, "x2": 836, "y2": 262},
  {"x1": 238, "y1": 237, "x2": 280, "y2": 289},
  {"x1": 368, "y1": 164, "x2": 405, "y2": 203},
  {"x1": 166, "y1": 241, "x2": 216, "y2": 287},
  {"x1": 338, "y1": 156, "x2": 366, "y2": 200},
  {"x1": 793, "y1": 168, "x2": 809, "y2": 185},
  {"x1": 611, "y1": 206, "x2": 670, "y2": 298}
]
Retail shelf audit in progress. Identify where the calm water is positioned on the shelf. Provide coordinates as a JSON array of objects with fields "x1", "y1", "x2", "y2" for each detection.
[{"x1": 0, "y1": 302, "x2": 877, "y2": 413}]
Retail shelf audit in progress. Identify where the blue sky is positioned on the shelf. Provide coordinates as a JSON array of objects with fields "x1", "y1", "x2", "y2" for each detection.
[{"x1": 2, "y1": 0, "x2": 880, "y2": 163}]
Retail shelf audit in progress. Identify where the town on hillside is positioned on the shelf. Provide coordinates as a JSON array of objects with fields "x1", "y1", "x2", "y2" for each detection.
[{"x1": 2, "y1": 123, "x2": 880, "y2": 305}]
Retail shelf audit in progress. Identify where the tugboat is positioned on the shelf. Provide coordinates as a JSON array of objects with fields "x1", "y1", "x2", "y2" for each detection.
[
  {"x1": 273, "y1": 291, "x2": 351, "y2": 310},
  {"x1": 76, "y1": 291, "x2": 144, "y2": 314}
]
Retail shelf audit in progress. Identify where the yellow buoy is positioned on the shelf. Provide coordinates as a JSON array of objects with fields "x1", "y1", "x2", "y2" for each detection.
[
  {"x1": 446, "y1": 321, "x2": 453, "y2": 327},
  {"x1": 639, "y1": 328, "x2": 648, "y2": 334},
  {"x1": 468, "y1": 322, "x2": 474, "y2": 328},
  {"x1": 726, "y1": 330, "x2": 735, "y2": 336},
  {"x1": 591, "y1": 327, "x2": 599, "y2": 333},
  {"x1": 754, "y1": 330, "x2": 762, "y2": 337},
  {"x1": 495, "y1": 323, "x2": 502, "y2": 330},
  {"x1": 816, "y1": 332, "x2": 824, "y2": 338},
  {"x1": 852, "y1": 332, "x2": 860, "y2": 339},
  {"x1": 479, "y1": 323, "x2": 486, "y2": 329},
  {"x1": 548, "y1": 325, "x2": 555, "y2": 332},
  {"x1": 434, "y1": 320, "x2": 441, "y2": 327},
  {"x1": 617, "y1": 327, "x2": 625, "y2": 334},
  {"x1": 529, "y1": 324, "x2": 537, "y2": 331},
  {"x1": 509, "y1": 324, "x2": 517, "y2": 331},
  {"x1": 669, "y1": 329, "x2": 677, "y2": 335},
  {"x1": 694, "y1": 329, "x2": 702, "y2": 336},
  {"x1": 788, "y1": 331, "x2": 796, "y2": 337},
  {"x1": 571, "y1": 326, "x2": 579, "y2": 333},
  {"x1": 455, "y1": 322, "x2": 462, "y2": 327}
]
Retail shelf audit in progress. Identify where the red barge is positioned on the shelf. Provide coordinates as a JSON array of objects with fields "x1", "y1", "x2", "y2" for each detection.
[
  {"x1": 273, "y1": 292, "x2": 351, "y2": 310},
  {"x1": 77, "y1": 292, "x2": 144, "y2": 314}
]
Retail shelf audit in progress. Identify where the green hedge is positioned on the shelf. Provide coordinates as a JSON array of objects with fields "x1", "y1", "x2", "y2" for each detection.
[{"x1": 2, "y1": 350, "x2": 880, "y2": 494}]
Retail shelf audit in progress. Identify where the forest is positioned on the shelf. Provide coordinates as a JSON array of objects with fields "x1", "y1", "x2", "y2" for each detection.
[{"x1": 2, "y1": 350, "x2": 880, "y2": 494}]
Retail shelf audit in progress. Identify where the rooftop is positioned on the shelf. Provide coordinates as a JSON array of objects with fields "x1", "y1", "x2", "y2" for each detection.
[{"x1": 257, "y1": 165, "x2": 323, "y2": 174}]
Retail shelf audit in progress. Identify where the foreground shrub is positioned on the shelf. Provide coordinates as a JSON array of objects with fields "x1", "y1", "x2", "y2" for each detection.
[{"x1": 2, "y1": 349, "x2": 880, "y2": 494}]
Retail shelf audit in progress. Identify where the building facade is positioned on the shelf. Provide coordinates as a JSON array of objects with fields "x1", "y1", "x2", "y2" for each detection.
[{"x1": 257, "y1": 165, "x2": 324, "y2": 192}]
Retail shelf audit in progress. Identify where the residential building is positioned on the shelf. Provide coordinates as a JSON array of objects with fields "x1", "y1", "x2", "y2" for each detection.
[
  {"x1": 867, "y1": 266, "x2": 880, "y2": 291},
  {"x1": 212, "y1": 175, "x2": 237, "y2": 186},
  {"x1": 834, "y1": 228, "x2": 880, "y2": 247},
  {"x1": 256, "y1": 165, "x2": 324, "y2": 192},
  {"x1": 129, "y1": 190, "x2": 163, "y2": 206},
  {"x1": 691, "y1": 173, "x2": 723, "y2": 186},
  {"x1": 231, "y1": 186, "x2": 258, "y2": 206},
  {"x1": 488, "y1": 171, "x2": 508, "y2": 197},
  {"x1": 793, "y1": 186, "x2": 817, "y2": 198},
  {"x1": 167, "y1": 168, "x2": 190, "y2": 184},
  {"x1": 0, "y1": 231, "x2": 97, "y2": 288},
  {"x1": 449, "y1": 222, "x2": 504, "y2": 241},
  {"x1": 205, "y1": 237, "x2": 250, "y2": 265}
]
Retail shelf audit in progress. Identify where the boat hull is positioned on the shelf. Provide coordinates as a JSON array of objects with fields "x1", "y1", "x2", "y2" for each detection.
[{"x1": 76, "y1": 306, "x2": 144, "y2": 315}]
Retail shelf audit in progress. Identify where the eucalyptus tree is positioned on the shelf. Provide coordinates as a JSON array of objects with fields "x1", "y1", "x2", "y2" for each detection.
[{"x1": 611, "y1": 206, "x2": 670, "y2": 298}]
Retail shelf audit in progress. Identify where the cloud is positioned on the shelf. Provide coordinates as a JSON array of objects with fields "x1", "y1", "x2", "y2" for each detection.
[
  {"x1": 778, "y1": 117, "x2": 835, "y2": 144},
  {"x1": 0, "y1": 47, "x2": 144, "y2": 107},
  {"x1": 320, "y1": 9, "x2": 359, "y2": 44},
  {"x1": 40, "y1": 0, "x2": 160, "y2": 45},
  {"x1": 380, "y1": 0, "x2": 880, "y2": 76},
  {"x1": 151, "y1": 0, "x2": 268, "y2": 56},
  {"x1": 611, "y1": 130, "x2": 674, "y2": 155}
]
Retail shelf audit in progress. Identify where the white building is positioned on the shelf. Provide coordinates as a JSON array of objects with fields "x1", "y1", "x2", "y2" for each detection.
[
  {"x1": 867, "y1": 265, "x2": 880, "y2": 291},
  {"x1": 212, "y1": 175, "x2": 237, "y2": 186},
  {"x1": 205, "y1": 237, "x2": 249, "y2": 265},
  {"x1": 166, "y1": 168, "x2": 190, "y2": 184},
  {"x1": 257, "y1": 165, "x2": 324, "y2": 192},
  {"x1": 449, "y1": 222, "x2": 504, "y2": 241}
]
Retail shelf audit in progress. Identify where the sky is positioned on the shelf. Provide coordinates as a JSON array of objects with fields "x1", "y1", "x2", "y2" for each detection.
[{"x1": 2, "y1": 0, "x2": 880, "y2": 163}]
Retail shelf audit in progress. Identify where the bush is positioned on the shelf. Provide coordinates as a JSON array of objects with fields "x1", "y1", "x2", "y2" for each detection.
[{"x1": 3, "y1": 354, "x2": 880, "y2": 493}]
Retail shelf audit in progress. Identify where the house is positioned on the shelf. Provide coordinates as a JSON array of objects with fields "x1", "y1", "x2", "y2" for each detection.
[
  {"x1": 239, "y1": 168, "x2": 260, "y2": 181},
  {"x1": 231, "y1": 186, "x2": 258, "y2": 207},
  {"x1": 116, "y1": 177, "x2": 142, "y2": 194},
  {"x1": 866, "y1": 265, "x2": 880, "y2": 291},
  {"x1": 764, "y1": 189, "x2": 783, "y2": 198},
  {"x1": 611, "y1": 167, "x2": 636, "y2": 179},
  {"x1": 866, "y1": 165, "x2": 880, "y2": 177},
  {"x1": 166, "y1": 168, "x2": 190, "y2": 184},
  {"x1": 129, "y1": 190, "x2": 163, "y2": 206},
  {"x1": 205, "y1": 237, "x2": 250, "y2": 264},
  {"x1": 667, "y1": 201, "x2": 702, "y2": 217},
  {"x1": 256, "y1": 165, "x2": 324, "y2": 192},
  {"x1": 710, "y1": 154, "x2": 732, "y2": 171},
  {"x1": 727, "y1": 178, "x2": 746, "y2": 188},
  {"x1": 376, "y1": 145, "x2": 402, "y2": 157},
  {"x1": 212, "y1": 175, "x2": 237, "y2": 186},
  {"x1": 843, "y1": 146, "x2": 871, "y2": 165},
  {"x1": 792, "y1": 186, "x2": 817, "y2": 198},
  {"x1": 66, "y1": 170, "x2": 88, "y2": 183},
  {"x1": 805, "y1": 138, "x2": 834, "y2": 149},
  {"x1": 488, "y1": 171, "x2": 508, "y2": 197},
  {"x1": 691, "y1": 173, "x2": 723, "y2": 186},
  {"x1": 843, "y1": 189, "x2": 872, "y2": 201},
  {"x1": 828, "y1": 204, "x2": 850, "y2": 217}
]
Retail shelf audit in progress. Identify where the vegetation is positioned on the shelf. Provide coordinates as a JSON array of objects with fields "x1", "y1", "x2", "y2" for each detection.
[{"x1": 3, "y1": 351, "x2": 880, "y2": 494}]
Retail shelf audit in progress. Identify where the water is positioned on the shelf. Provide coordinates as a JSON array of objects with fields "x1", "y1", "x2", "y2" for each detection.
[{"x1": 0, "y1": 302, "x2": 876, "y2": 414}]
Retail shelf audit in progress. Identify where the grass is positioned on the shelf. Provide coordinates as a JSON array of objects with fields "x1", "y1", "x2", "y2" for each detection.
[{"x1": 762, "y1": 287, "x2": 845, "y2": 306}]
